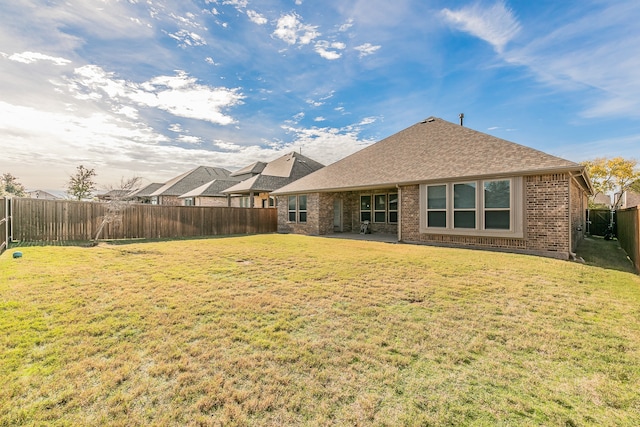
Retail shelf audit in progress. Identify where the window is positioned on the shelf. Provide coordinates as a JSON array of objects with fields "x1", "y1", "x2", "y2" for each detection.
[
  {"x1": 360, "y1": 195, "x2": 371, "y2": 222},
  {"x1": 240, "y1": 196, "x2": 251, "y2": 208},
  {"x1": 298, "y1": 195, "x2": 307, "y2": 223},
  {"x1": 453, "y1": 183, "x2": 476, "y2": 228},
  {"x1": 288, "y1": 196, "x2": 297, "y2": 222},
  {"x1": 374, "y1": 194, "x2": 386, "y2": 223},
  {"x1": 388, "y1": 193, "x2": 398, "y2": 223},
  {"x1": 427, "y1": 185, "x2": 447, "y2": 228},
  {"x1": 288, "y1": 195, "x2": 307, "y2": 223},
  {"x1": 184, "y1": 197, "x2": 194, "y2": 206},
  {"x1": 421, "y1": 178, "x2": 521, "y2": 237},
  {"x1": 484, "y1": 180, "x2": 510, "y2": 230}
]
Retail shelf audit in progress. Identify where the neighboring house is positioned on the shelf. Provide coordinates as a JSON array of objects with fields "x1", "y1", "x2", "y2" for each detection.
[
  {"x1": 97, "y1": 189, "x2": 132, "y2": 202},
  {"x1": 151, "y1": 166, "x2": 233, "y2": 206},
  {"x1": 272, "y1": 117, "x2": 593, "y2": 260},
  {"x1": 127, "y1": 183, "x2": 164, "y2": 204},
  {"x1": 618, "y1": 190, "x2": 640, "y2": 209},
  {"x1": 590, "y1": 193, "x2": 612, "y2": 209},
  {"x1": 223, "y1": 152, "x2": 324, "y2": 208},
  {"x1": 229, "y1": 161, "x2": 267, "y2": 182},
  {"x1": 26, "y1": 190, "x2": 62, "y2": 200},
  {"x1": 178, "y1": 179, "x2": 241, "y2": 206}
]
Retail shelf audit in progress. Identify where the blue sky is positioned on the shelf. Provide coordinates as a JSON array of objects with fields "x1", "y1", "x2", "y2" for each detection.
[{"x1": 1, "y1": 0, "x2": 639, "y2": 191}]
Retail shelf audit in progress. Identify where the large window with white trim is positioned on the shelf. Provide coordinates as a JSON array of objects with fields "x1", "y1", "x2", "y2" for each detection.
[
  {"x1": 360, "y1": 195, "x2": 371, "y2": 222},
  {"x1": 421, "y1": 178, "x2": 522, "y2": 237},
  {"x1": 288, "y1": 195, "x2": 307, "y2": 223},
  {"x1": 484, "y1": 180, "x2": 510, "y2": 230},
  {"x1": 427, "y1": 185, "x2": 447, "y2": 228},
  {"x1": 374, "y1": 194, "x2": 387, "y2": 223}
]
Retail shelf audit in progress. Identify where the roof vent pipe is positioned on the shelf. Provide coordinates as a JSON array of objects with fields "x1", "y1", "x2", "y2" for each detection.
[{"x1": 459, "y1": 113, "x2": 464, "y2": 126}]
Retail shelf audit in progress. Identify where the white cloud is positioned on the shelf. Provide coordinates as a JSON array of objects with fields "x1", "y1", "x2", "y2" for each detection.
[
  {"x1": 281, "y1": 123, "x2": 375, "y2": 165},
  {"x1": 65, "y1": 66, "x2": 244, "y2": 125},
  {"x1": 354, "y1": 43, "x2": 381, "y2": 57},
  {"x1": 165, "y1": 29, "x2": 207, "y2": 48},
  {"x1": 169, "y1": 123, "x2": 183, "y2": 132},
  {"x1": 246, "y1": 10, "x2": 267, "y2": 25},
  {"x1": 8, "y1": 51, "x2": 71, "y2": 65},
  {"x1": 177, "y1": 135, "x2": 202, "y2": 144},
  {"x1": 441, "y1": 1, "x2": 520, "y2": 53},
  {"x1": 339, "y1": 19, "x2": 354, "y2": 32},
  {"x1": 314, "y1": 40, "x2": 343, "y2": 60},
  {"x1": 314, "y1": 116, "x2": 325, "y2": 122},
  {"x1": 205, "y1": 57, "x2": 217, "y2": 65},
  {"x1": 273, "y1": 13, "x2": 320, "y2": 46}
]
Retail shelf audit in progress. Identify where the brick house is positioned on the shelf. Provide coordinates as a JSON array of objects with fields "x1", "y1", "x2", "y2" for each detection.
[
  {"x1": 272, "y1": 117, "x2": 594, "y2": 259},
  {"x1": 150, "y1": 166, "x2": 233, "y2": 206},
  {"x1": 223, "y1": 152, "x2": 324, "y2": 208}
]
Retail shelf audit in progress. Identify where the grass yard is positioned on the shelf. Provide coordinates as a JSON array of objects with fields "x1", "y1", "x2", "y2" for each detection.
[{"x1": 1, "y1": 235, "x2": 639, "y2": 426}]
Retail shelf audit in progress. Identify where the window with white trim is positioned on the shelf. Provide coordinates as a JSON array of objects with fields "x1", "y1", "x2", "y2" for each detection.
[
  {"x1": 427, "y1": 184, "x2": 447, "y2": 228},
  {"x1": 374, "y1": 194, "x2": 386, "y2": 223},
  {"x1": 453, "y1": 183, "x2": 476, "y2": 229},
  {"x1": 484, "y1": 180, "x2": 510, "y2": 230},
  {"x1": 388, "y1": 193, "x2": 398, "y2": 223},
  {"x1": 421, "y1": 178, "x2": 522, "y2": 237},
  {"x1": 288, "y1": 195, "x2": 307, "y2": 223},
  {"x1": 360, "y1": 195, "x2": 371, "y2": 222}
]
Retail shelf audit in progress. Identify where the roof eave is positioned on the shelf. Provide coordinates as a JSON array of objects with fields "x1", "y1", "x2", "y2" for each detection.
[{"x1": 272, "y1": 165, "x2": 588, "y2": 195}]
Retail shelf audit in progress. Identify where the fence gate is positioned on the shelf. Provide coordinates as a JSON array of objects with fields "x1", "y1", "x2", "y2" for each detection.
[{"x1": 588, "y1": 209, "x2": 616, "y2": 237}]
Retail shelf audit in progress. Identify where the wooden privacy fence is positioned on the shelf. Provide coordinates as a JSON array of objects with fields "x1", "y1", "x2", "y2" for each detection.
[
  {"x1": 617, "y1": 206, "x2": 640, "y2": 273},
  {"x1": 11, "y1": 198, "x2": 277, "y2": 242}
]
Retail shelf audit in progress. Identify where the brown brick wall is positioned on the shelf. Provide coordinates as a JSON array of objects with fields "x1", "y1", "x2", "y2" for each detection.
[
  {"x1": 194, "y1": 196, "x2": 229, "y2": 207},
  {"x1": 525, "y1": 174, "x2": 570, "y2": 255},
  {"x1": 277, "y1": 194, "x2": 320, "y2": 235}
]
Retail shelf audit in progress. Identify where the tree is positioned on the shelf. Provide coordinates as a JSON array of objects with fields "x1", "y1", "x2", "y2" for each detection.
[
  {"x1": 581, "y1": 157, "x2": 640, "y2": 209},
  {"x1": 1, "y1": 173, "x2": 26, "y2": 197},
  {"x1": 67, "y1": 165, "x2": 97, "y2": 200},
  {"x1": 93, "y1": 176, "x2": 142, "y2": 242}
]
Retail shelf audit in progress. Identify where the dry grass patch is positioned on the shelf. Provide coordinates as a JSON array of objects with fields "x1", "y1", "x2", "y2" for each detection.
[{"x1": 1, "y1": 234, "x2": 639, "y2": 426}]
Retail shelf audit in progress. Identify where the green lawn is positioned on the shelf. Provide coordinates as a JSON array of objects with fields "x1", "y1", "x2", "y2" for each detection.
[{"x1": 1, "y1": 235, "x2": 639, "y2": 426}]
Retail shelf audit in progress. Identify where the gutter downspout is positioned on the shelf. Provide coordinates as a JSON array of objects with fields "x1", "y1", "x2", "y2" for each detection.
[{"x1": 396, "y1": 184, "x2": 401, "y2": 242}]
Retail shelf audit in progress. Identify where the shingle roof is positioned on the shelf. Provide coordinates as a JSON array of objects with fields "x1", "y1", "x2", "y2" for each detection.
[
  {"x1": 223, "y1": 152, "x2": 324, "y2": 194},
  {"x1": 128, "y1": 183, "x2": 164, "y2": 198},
  {"x1": 178, "y1": 179, "x2": 241, "y2": 198},
  {"x1": 151, "y1": 166, "x2": 233, "y2": 196},
  {"x1": 230, "y1": 161, "x2": 267, "y2": 177},
  {"x1": 273, "y1": 117, "x2": 586, "y2": 195}
]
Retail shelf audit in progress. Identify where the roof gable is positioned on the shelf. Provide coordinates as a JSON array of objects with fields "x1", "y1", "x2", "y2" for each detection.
[
  {"x1": 273, "y1": 117, "x2": 584, "y2": 194},
  {"x1": 224, "y1": 152, "x2": 324, "y2": 193},
  {"x1": 151, "y1": 166, "x2": 233, "y2": 196},
  {"x1": 178, "y1": 179, "x2": 240, "y2": 198}
]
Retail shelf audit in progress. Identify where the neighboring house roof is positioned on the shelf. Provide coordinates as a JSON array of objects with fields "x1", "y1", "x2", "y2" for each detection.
[
  {"x1": 592, "y1": 193, "x2": 612, "y2": 207},
  {"x1": 622, "y1": 190, "x2": 640, "y2": 208},
  {"x1": 273, "y1": 117, "x2": 591, "y2": 195},
  {"x1": 151, "y1": 166, "x2": 233, "y2": 197},
  {"x1": 178, "y1": 179, "x2": 240, "y2": 198},
  {"x1": 97, "y1": 189, "x2": 132, "y2": 200},
  {"x1": 26, "y1": 190, "x2": 62, "y2": 200},
  {"x1": 230, "y1": 161, "x2": 267, "y2": 177},
  {"x1": 127, "y1": 183, "x2": 164, "y2": 199},
  {"x1": 224, "y1": 152, "x2": 324, "y2": 194}
]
